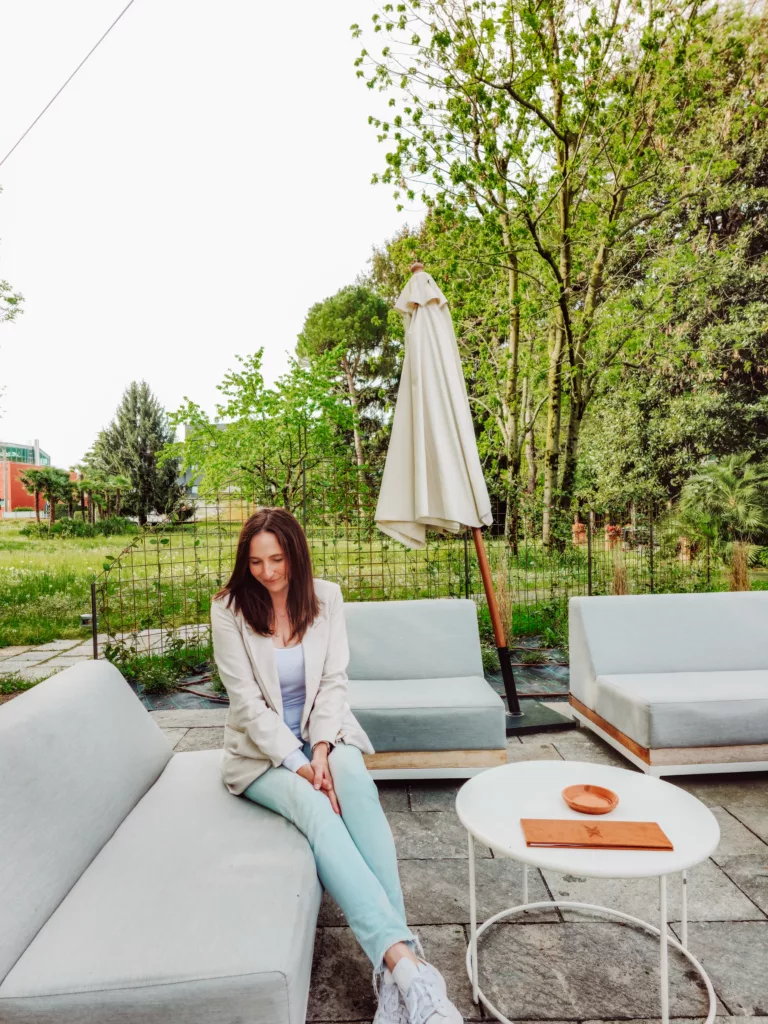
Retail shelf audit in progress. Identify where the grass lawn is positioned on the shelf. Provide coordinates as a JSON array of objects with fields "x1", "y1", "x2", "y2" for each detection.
[{"x1": 0, "y1": 520, "x2": 140, "y2": 647}]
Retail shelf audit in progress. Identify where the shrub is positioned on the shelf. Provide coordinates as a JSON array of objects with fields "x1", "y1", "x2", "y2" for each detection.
[
  {"x1": 20, "y1": 516, "x2": 139, "y2": 539},
  {"x1": 11, "y1": 506, "x2": 34, "y2": 512}
]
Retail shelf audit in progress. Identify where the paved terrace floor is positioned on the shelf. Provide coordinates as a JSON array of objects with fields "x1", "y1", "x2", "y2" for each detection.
[{"x1": 150, "y1": 710, "x2": 768, "y2": 1024}]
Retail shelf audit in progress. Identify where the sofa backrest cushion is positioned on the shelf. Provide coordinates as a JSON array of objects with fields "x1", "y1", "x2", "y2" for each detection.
[
  {"x1": 571, "y1": 592, "x2": 768, "y2": 678},
  {"x1": 344, "y1": 598, "x2": 484, "y2": 680},
  {"x1": 0, "y1": 659, "x2": 172, "y2": 983}
]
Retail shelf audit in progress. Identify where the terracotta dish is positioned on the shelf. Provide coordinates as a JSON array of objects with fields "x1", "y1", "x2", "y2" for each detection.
[{"x1": 562, "y1": 784, "x2": 619, "y2": 815}]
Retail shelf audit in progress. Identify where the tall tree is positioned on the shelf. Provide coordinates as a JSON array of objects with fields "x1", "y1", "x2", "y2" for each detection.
[
  {"x1": 297, "y1": 285, "x2": 396, "y2": 469},
  {"x1": 19, "y1": 468, "x2": 46, "y2": 521},
  {"x1": 354, "y1": 0, "x2": 762, "y2": 542},
  {"x1": 87, "y1": 381, "x2": 182, "y2": 526}
]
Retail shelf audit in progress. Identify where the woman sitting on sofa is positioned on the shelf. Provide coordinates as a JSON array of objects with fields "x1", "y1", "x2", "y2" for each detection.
[{"x1": 211, "y1": 507, "x2": 463, "y2": 1024}]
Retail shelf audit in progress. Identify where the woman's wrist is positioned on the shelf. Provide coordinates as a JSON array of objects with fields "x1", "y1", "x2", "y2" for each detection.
[{"x1": 311, "y1": 741, "x2": 330, "y2": 758}]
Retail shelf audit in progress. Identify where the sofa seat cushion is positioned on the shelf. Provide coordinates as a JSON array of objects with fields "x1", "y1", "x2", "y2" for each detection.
[
  {"x1": 595, "y1": 671, "x2": 768, "y2": 749},
  {"x1": 0, "y1": 749, "x2": 321, "y2": 1024},
  {"x1": 348, "y1": 676, "x2": 506, "y2": 751}
]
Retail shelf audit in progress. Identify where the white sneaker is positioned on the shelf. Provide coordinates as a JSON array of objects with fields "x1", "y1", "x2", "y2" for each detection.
[
  {"x1": 392, "y1": 958, "x2": 464, "y2": 1024},
  {"x1": 373, "y1": 967, "x2": 409, "y2": 1024}
]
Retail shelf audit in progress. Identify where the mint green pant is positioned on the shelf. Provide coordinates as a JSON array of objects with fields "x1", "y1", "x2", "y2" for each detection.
[{"x1": 242, "y1": 742, "x2": 418, "y2": 972}]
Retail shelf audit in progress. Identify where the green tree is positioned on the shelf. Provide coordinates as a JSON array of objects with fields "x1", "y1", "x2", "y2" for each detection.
[
  {"x1": 87, "y1": 381, "x2": 183, "y2": 526},
  {"x1": 36, "y1": 467, "x2": 72, "y2": 526},
  {"x1": 297, "y1": 284, "x2": 396, "y2": 470},
  {"x1": 355, "y1": 0, "x2": 764, "y2": 543},
  {"x1": 164, "y1": 350, "x2": 355, "y2": 512},
  {"x1": 680, "y1": 454, "x2": 768, "y2": 591},
  {"x1": 19, "y1": 468, "x2": 46, "y2": 521}
]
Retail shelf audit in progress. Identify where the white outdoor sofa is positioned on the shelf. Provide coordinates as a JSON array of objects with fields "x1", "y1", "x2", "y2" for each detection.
[
  {"x1": 0, "y1": 597, "x2": 504, "y2": 1023},
  {"x1": 569, "y1": 591, "x2": 768, "y2": 776}
]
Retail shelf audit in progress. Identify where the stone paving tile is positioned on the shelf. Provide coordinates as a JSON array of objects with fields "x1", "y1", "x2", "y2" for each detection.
[
  {"x1": 388, "y1": 811, "x2": 492, "y2": 860},
  {"x1": 376, "y1": 782, "x2": 409, "y2": 813},
  {"x1": 33, "y1": 640, "x2": 83, "y2": 652},
  {"x1": 173, "y1": 727, "x2": 225, "y2": 751},
  {"x1": 476, "y1": 921, "x2": 714, "y2": 1020},
  {"x1": 550, "y1": 729, "x2": 636, "y2": 769},
  {"x1": 11, "y1": 651, "x2": 58, "y2": 663},
  {"x1": 0, "y1": 646, "x2": 32, "y2": 658},
  {"x1": 17, "y1": 665, "x2": 64, "y2": 682},
  {"x1": 673, "y1": 773, "x2": 768, "y2": 810},
  {"x1": 408, "y1": 780, "x2": 462, "y2": 812},
  {"x1": 676, "y1": 922, "x2": 768, "y2": 1015},
  {"x1": 544, "y1": 857, "x2": 765, "y2": 923},
  {"x1": 709, "y1": 807, "x2": 768, "y2": 916},
  {"x1": 160, "y1": 728, "x2": 189, "y2": 749},
  {"x1": 399, "y1": 857, "x2": 558, "y2": 925},
  {"x1": 149, "y1": 708, "x2": 229, "y2": 728},
  {"x1": 507, "y1": 736, "x2": 564, "y2": 762},
  {"x1": 0, "y1": 661, "x2": 30, "y2": 674},
  {"x1": 307, "y1": 927, "x2": 377, "y2": 1021},
  {"x1": 728, "y1": 804, "x2": 768, "y2": 848},
  {"x1": 45, "y1": 655, "x2": 94, "y2": 667}
]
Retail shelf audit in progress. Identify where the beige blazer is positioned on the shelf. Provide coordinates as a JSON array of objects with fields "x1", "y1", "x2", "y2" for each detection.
[{"x1": 211, "y1": 578, "x2": 374, "y2": 795}]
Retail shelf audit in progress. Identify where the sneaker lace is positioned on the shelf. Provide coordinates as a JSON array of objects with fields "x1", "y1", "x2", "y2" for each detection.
[{"x1": 403, "y1": 971, "x2": 450, "y2": 1024}]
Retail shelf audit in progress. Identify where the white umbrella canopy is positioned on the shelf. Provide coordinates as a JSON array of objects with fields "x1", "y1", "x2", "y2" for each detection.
[{"x1": 375, "y1": 268, "x2": 493, "y2": 548}]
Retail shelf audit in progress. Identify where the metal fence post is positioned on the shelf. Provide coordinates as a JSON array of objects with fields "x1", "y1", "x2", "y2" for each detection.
[
  {"x1": 91, "y1": 582, "x2": 98, "y2": 660},
  {"x1": 649, "y1": 504, "x2": 655, "y2": 594},
  {"x1": 587, "y1": 512, "x2": 593, "y2": 596}
]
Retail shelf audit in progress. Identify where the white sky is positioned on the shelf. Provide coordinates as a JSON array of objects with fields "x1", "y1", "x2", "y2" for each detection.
[{"x1": 0, "y1": 0, "x2": 421, "y2": 469}]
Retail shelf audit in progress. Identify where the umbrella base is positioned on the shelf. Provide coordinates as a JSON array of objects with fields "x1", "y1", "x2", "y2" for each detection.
[{"x1": 504, "y1": 699, "x2": 575, "y2": 735}]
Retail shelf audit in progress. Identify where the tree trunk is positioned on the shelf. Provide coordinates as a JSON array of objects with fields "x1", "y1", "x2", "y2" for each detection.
[
  {"x1": 116, "y1": 490, "x2": 121, "y2": 516},
  {"x1": 542, "y1": 322, "x2": 564, "y2": 545},
  {"x1": 79, "y1": 489, "x2": 85, "y2": 521},
  {"x1": 557, "y1": 393, "x2": 585, "y2": 517},
  {"x1": 342, "y1": 358, "x2": 365, "y2": 470},
  {"x1": 49, "y1": 494, "x2": 56, "y2": 526},
  {"x1": 35, "y1": 492, "x2": 41, "y2": 521},
  {"x1": 501, "y1": 239, "x2": 521, "y2": 551},
  {"x1": 524, "y1": 379, "x2": 538, "y2": 496}
]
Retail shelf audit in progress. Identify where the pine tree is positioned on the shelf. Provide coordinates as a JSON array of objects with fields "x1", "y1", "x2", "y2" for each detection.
[{"x1": 86, "y1": 381, "x2": 183, "y2": 526}]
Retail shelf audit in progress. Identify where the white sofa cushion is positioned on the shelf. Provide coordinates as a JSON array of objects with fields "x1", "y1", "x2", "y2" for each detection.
[
  {"x1": 569, "y1": 592, "x2": 768, "y2": 708},
  {"x1": 0, "y1": 749, "x2": 321, "y2": 1024},
  {"x1": 0, "y1": 662, "x2": 172, "y2": 985},
  {"x1": 595, "y1": 670, "x2": 768, "y2": 748}
]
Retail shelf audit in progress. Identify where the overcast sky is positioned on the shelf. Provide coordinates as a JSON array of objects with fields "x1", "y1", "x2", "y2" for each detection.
[{"x1": 0, "y1": 0, "x2": 422, "y2": 469}]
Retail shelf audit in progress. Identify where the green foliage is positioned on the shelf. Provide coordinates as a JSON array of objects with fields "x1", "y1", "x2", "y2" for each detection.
[
  {"x1": 20, "y1": 516, "x2": 139, "y2": 539},
  {"x1": 86, "y1": 381, "x2": 183, "y2": 525},
  {"x1": 104, "y1": 631, "x2": 212, "y2": 694},
  {"x1": 680, "y1": 455, "x2": 768, "y2": 546},
  {"x1": 0, "y1": 672, "x2": 35, "y2": 696}
]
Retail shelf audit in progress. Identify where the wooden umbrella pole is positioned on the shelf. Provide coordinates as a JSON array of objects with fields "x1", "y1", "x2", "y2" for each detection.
[{"x1": 472, "y1": 527, "x2": 522, "y2": 717}]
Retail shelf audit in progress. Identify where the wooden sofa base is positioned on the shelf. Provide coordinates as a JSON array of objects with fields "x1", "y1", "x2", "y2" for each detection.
[
  {"x1": 363, "y1": 747, "x2": 506, "y2": 780},
  {"x1": 570, "y1": 696, "x2": 768, "y2": 777}
]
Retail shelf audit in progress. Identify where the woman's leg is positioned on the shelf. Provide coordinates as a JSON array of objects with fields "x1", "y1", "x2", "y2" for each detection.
[
  {"x1": 242, "y1": 764, "x2": 416, "y2": 971},
  {"x1": 328, "y1": 743, "x2": 409, "y2": 923}
]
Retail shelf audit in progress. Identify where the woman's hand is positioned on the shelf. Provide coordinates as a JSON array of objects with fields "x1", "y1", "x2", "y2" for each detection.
[{"x1": 309, "y1": 742, "x2": 341, "y2": 815}]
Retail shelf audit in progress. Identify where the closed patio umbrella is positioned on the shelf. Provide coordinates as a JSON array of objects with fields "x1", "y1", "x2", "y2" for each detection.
[{"x1": 375, "y1": 262, "x2": 529, "y2": 728}]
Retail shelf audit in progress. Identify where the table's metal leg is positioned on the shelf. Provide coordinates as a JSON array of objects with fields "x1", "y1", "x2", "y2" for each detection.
[
  {"x1": 468, "y1": 832, "x2": 479, "y2": 1004},
  {"x1": 660, "y1": 875, "x2": 669, "y2": 1024},
  {"x1": 522, "y1": 863, "x2": 529, "y2": 906},
  {"x1": 681, "y1": 870, "x2": 688, "y2": 948}
]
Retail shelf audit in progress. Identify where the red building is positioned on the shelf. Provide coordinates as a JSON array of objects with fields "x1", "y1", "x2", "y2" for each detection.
[{"x1": 0, "y1": 439, "x2": 77, "y2": 518}]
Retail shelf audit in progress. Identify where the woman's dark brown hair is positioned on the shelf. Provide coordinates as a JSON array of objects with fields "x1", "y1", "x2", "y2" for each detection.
[{"x1": 214, "y1": 507, "x2": 319, "y2": 642}]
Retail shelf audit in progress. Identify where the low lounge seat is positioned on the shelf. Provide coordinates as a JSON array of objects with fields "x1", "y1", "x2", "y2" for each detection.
[
  {"x1": 344, "y1": 598, "x2": 507, "y2": 777},
  {"x1": 569, "y1": 592, "x2": 768, "y2": 775},
  {"x1": 0, "y1": 662, "x2": 321, "y2": 1024}
]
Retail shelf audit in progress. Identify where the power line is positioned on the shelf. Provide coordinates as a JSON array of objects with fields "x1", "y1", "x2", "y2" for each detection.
[{"x1": 0, "y1": 0, "x2": 138, "y2": 170}]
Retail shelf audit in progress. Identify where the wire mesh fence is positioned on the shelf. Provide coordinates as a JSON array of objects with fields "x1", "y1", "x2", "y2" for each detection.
[{"x1": 91, "y1": 458, "x2": 730, "y2": 686}]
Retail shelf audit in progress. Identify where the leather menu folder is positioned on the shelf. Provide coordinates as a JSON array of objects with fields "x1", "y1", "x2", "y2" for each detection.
[{"x1": 521, "y1": 818, "x2": 674, "y2": 851}]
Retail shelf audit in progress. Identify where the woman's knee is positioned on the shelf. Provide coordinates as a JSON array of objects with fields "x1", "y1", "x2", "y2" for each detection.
[{"x1": 330, "y1": 744, "x2": 378, "y2": 797}]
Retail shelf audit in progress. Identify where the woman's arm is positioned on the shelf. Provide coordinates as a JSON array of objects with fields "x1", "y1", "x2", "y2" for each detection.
[
  {"x1": 211, "y1": 599, "x2": 303, "y2": 768},
  {"x1": 307, "y1": 584, "x2": 350, "y2": 752}
]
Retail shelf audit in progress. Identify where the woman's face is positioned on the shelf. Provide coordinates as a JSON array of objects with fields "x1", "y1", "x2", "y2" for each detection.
[{"x1": 249, "y1": 530, "x2": 289, "y2": 597}]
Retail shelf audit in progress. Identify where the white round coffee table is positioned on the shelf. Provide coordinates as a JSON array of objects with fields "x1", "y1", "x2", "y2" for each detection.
[{"x1": 455, "y1": 760, "x2": 720, "y2": 1024}]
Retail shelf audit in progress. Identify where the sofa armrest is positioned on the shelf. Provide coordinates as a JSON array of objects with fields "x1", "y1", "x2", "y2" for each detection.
[{"x1": 569, "y1": 598, "x2": 598, "y2": 709}]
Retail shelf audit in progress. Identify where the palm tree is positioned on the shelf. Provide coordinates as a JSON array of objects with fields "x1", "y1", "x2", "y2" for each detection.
[
  {"x1": 19, "y1": 467, "x2": 48, "y2": 521},
  {"x1": 680, "y1": 454, "x2": 768, "y2": 590},
  {"x1": 38, "y1": 467, "x2": 74, "y2": 526},
  {"x1": 110, "y1": 474, "x2": 131, "y2": 516}
]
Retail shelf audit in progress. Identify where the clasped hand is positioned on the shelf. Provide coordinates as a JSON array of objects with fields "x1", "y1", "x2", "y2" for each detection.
[{"x1": 297, "y1": 742, "x2": 341, "y2": 814}]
